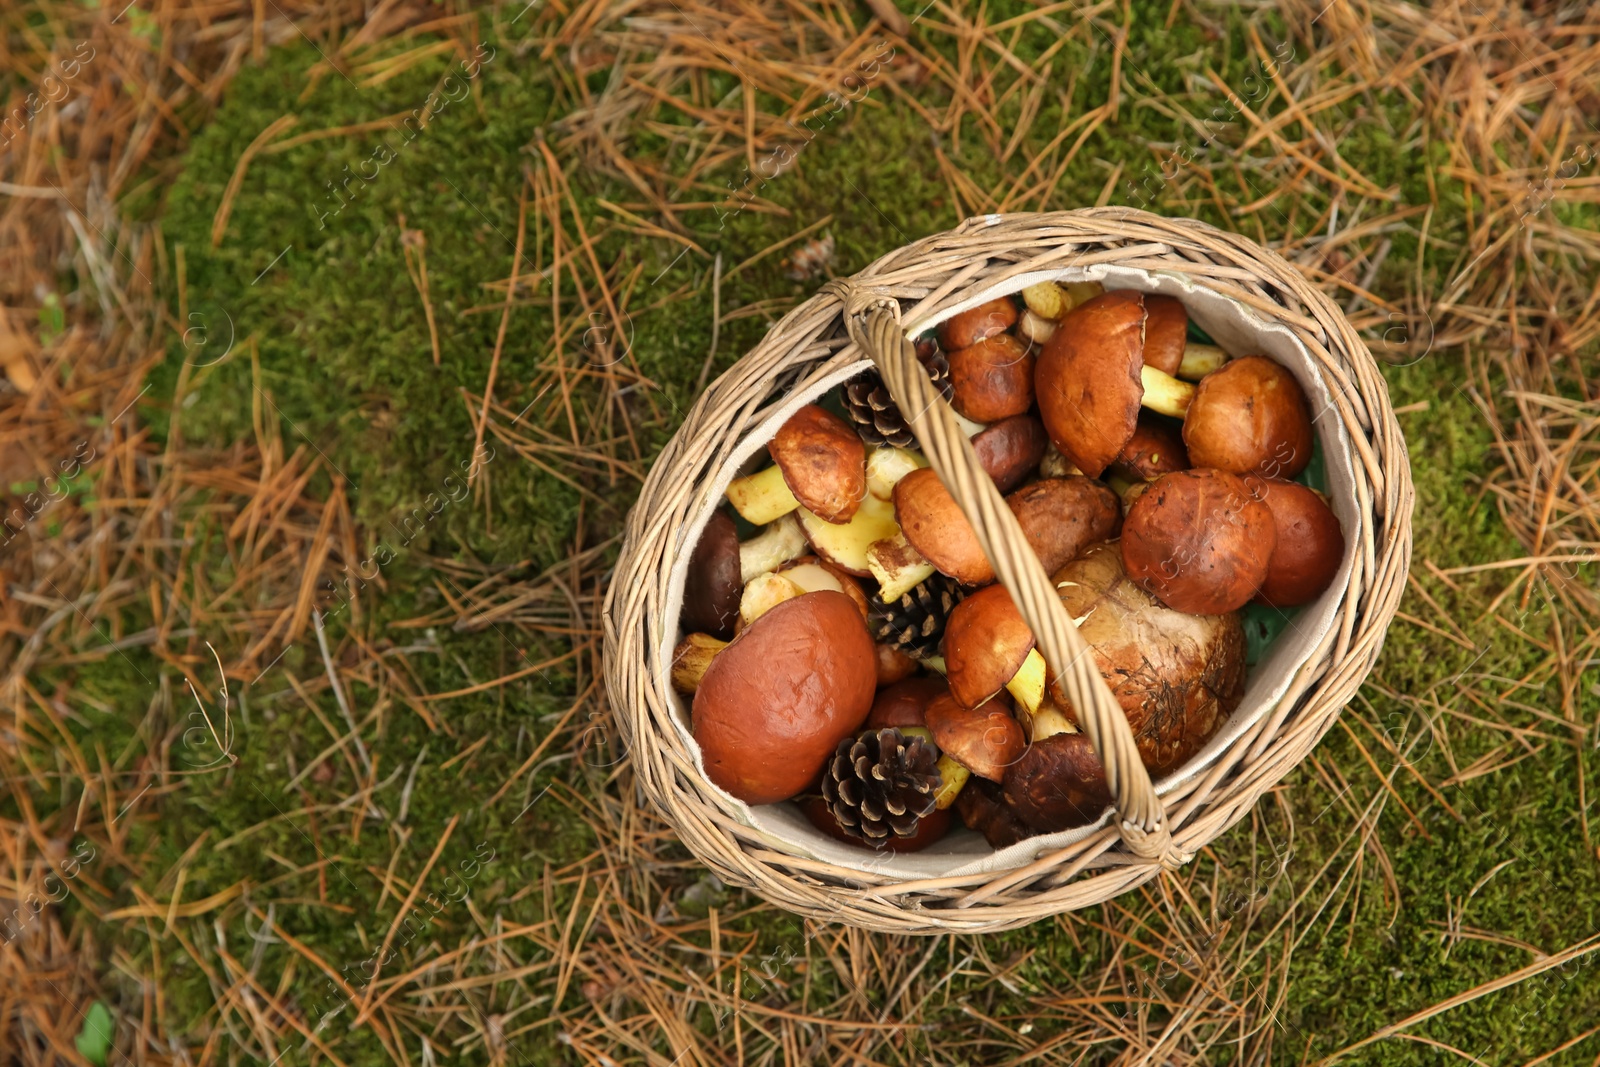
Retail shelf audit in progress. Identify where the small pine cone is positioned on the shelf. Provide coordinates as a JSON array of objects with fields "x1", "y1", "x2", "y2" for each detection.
[
  {"x1": 842, "y1": 340, "x2": 953, "y2": 449},
  {"x1": 871, "y1": 572, "x2": 964, "y2": 659},
  {"x1": 821, "y1": 728, "x2": 940, "y2": 842}
]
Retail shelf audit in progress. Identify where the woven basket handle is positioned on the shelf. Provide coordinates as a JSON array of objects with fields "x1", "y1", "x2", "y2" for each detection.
[{"x1": 854, "y1": 303, "x2": 1190, "y2": 871}]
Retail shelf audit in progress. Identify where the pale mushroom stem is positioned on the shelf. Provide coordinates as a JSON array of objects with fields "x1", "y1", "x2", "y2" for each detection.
[
  {"x1": 1021, "y1": 696, "x2": 1075, "y2": 742},
  {"x1": 738, "y1": 513, "x2": 806, "y2": 583},
  {"x1": 1140, "y1": 365, "x2": 1198, "y2": 418},
  {"x1": 671, "y1": 633, "x2": 730, "y2": 693},
  {"x1": 726, "y1": 465, "x2": 800, "y2": 525},
  {"x1": 1004, "y1": 648, "x2": 1047, "y2": 714},
  {"x1": 1177, "y1": 343, "x2": 1228, "y2": 380},
  {"x1": 932, "y1": 756, "x2": 970, "y2": 809}
]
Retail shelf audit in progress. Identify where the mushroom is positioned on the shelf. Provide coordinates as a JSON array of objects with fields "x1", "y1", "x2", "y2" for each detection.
[
  {"x1": 865, "y1": 676, "x2": 949, "y2": 731},
  {"x1": 1003, "y1": 733, "x2": 1114, "y2": 832},
  {"x1": 864, "y1": 528, "x2": 938, "y2": 603},
  {"x1": 779, "y1": 555, "x2": 871, "y2": 619},
  {"x1": 739, "y1": 513, "x2": 808, "y2": 583},
  {"x1": 1021, "y1": 280, "x2": 1106, "y2": 321},
  {"x1": 925, "y1": 692, "x2": 1025, "y2": 783},
  {"x1": 955, "y1": 777, "x2": 1033, "y2": 848},
  {"x1": 874, "y1": 643, "x2": 920, "y2": 686},
  {"x1": 1050, "y1": 542, "x2": 1246, "y2": 775},
  {"x1": 692, "y1": 591, "x2": 876, "y2": 804},
  {"x1": 798, "y1": 794, "x2": 953, "y2": 852},
  {"x1": 1120, "y1": 468, "x2": 1277, "y2": 615},
  {"x1": 738, "y1": 571, "x2": 804, "y2": 628},
  {"x1": 1017, "y1": 309, "x2": 1057, "y2": 345},
  {"x1": 795, "y1": 445, "x2": 924, "y2": 575},
  {"x1": 1034, "y1": 291, "x2": 1207, "y2": 478},
  {"x1": 1005, "y1": 476, "x2": 1122, "y2": 576},
  {"x1": 682, "y1": 511, "x2": 743, "y2": 638},
  {"x1": 971, "y1": 415, "x2": 1048, "y2": 493},
  {"x1": 726, "y1": 404, "x2": 867, "y2": 525},
  {"x1": 947, "y1": 334, "x2": 1035, "y2": 423},
  {"x1": 1182, "y1": 356, "x2": 1314, "y2": 479},
  {"x1": 1255, "y1": 479, "x2": 1345, "y2": 607},
  {"x1": 671, "y1": 633, "x2": 729, "y2": 693},
  {"x1": 937, "y1": 297, "x2": 1018, "y2": 351},
  {"x1": 893, "y1": 468, "x2": 994, "y2": 586},
  {"x1": 1108, "y1": 415, "x2": 1189, "y2": 484},
  {"x1": 941, "y1": 585, "x2": 1047, "y2": 715}
]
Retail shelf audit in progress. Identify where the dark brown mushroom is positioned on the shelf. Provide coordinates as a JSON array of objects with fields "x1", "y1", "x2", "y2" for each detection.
[
  {"x1": 692, "y1": 591, "x2": 876, "y2": 804},
  {"x1": 947, "y1": 334, "x2": 1035, "y2": 423},
  {"x1": 941, "y1": 585, "x2": 1045, "y2": 713},
  {"x1": 971, "y1": 415, "x2": 1048, "y2": 493},
  {"x1": 1183, "y1": 356, "x2": 1314, "y2": 479},
  {"x1": 937, "y1": 297, "x2": 1019, "y2": 351},
  {"x1": 865, "y1": 676, "x2": 949, "y2": 731},
  {"x1": 682, "y1": 511, "x2": 743, "y2": 638},
  {"x1": 954, "y1": 777, "x2": 1033, "y2": 848},
  {"x1": 892, "y1": 468, "x2": 994, "y2": 586},
  {"x1": 924, "y1": 692, "x2": 1026, "y2": 782},
  {"x1": 768, "y1": 404, "x2": 868, "y2": 524},
  {"x1": 798, "y1": 794, "x2": 952, "y2": 852},
  {"x1": 874, "y1": 643, "x2": 920, "y2": 686},
  {"x1": 1120, "y1": 468, "x2": 1277, "y2": 615},
  {"x1": 1003, "y1": 733, "x2": 1113, "y2": 832},
  {"x1": 1255, "y1": 479, "x2": 1345, "y2": 607},
  {"x1": 1109, "y1": 415, "x2": 1190, "y2": 483},
  {"x1": 1005, "y1": 476, "x2": 1122, "y2": 576}
]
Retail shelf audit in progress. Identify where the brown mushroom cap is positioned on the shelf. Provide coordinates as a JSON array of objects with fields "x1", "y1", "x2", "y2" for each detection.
[
  {"x1": 1142, "y1": 295, "x2": 1189, "y2": 376},
  {"x1": 893, "y1": 468, "x2": 994, "y2": 585},
  {"x1": 971, "y1": 415, "x2": 1048, "y2": 493},
  {"x1": 798, "y1": 794, "x2": 952, "y2": 852},
  {"x1": 954, "y1": 777, "x2": 1032, "y2": 847},
  {"x1": 1002, "y1": 733, "x2": 1112, "y2": 832},
  {"x1": 1005, "y1": 476, "x2": 1123, "y2": 575},
  {"x1": 924, "y1": 692, "x2": 1026, "y2": 782},
  {"x1": 682, "y1": 510, "x2": 742, "y2": 638},
  {"x1": 1050, "y1": 542, "x2": 1246, "y2": 774},
  {"x1": 692, "y1": 591, "x2": 876, "y2": 804},
  {"x1": 942, "y1": 584, "x2": 1035, "y2": 710},
  {"x1": 874, "y1": 643, "x2": 919, "y2": 686},
  {"x1": 1256, "y1": 480, "x2": 1345, "y2": 607},
  {"x1": 1120, "y1": 468, "x2": 1277, "y2": 615},
  {"x1": 1183, "y1": 356, "x2": 1314, "y2": 479},
  {"x1": 769, "y1": 404, "x2": 868, "y2": 524},
  {"x1": 1110, "y1": 415, "x2": 1190, "y2": 482},
  {"x1": 865, "y1": 676, "x2": 949, "y2": 730},
  {"x1": 1035, "y1": 289, "x2": 1146, "y2": 478},
  {"x1": 937, "y1": 297, "x2": 1019, "y2": 351},
  {"x1": 947, "y1": 335, "x2": 1035, "y2": 423}
]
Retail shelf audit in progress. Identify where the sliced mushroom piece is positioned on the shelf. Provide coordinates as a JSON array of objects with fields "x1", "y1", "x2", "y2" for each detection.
[
  {"x1": 1255, "y1": 479, "x2": 1345, "y2": 607},
  {"x1": 941, "y1": 584, "x2": 1046, "y2": 714},
  {"x1": 767, "y1": 404, "x2": 868, "y2": 524},
  {"x1": 797, "y1": 493, "x2": 900, "y2": 576},
  {"x1": 937, "y1": 297, "x2": 1019, "y2": 351},
  {"x1": 779, "y1": 555, "x2": 871, "y2": 622},
  {"x1": 947, "y1": 334, "x2": 1035, "y2": 423},
  {"x1": 671, "y1": 633, "x2": 730, "y2": 693},
  {"x1": 1183, "y1": 355, "x2": 1314, "y2": 479},
  {"x1": 683, "y1": 511, "x2": 743, "y2": 639},
  {"x1": 893, "y1": 468, "x2": 994, "y2": 586},
  {"x1": 1120, "y1": 468, "x2": 1277, "y2": 615},
  {"x1": 692, "y1": 591, "x2": 876, "y2": 804},
  {"x1": 738, "y1": 571, "x2": 804, "y2": 628},
  {"x1": 864, "y1": 528, "x2": 938, "y2": 603},
  {"x1": 1005, "y1": 476, "x2": 1123, "y2": 576},
  {"x1": 925, "y1": 692, "x2": 1026, "y2": 783},
  {"x1": 971, "y1": 415, "x2": 1048, "y2": 493}
]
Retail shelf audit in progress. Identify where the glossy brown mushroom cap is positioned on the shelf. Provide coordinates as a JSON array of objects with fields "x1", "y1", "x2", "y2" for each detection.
[
  {"x1": 924, "y1": 692, "x2": 1026, "y2": 782},
  {"x1": 798, "y1": 795, "x2": 952, "y2": 852},
  {"x1": 1002, "y1": 733, "x2": 1112, "y2": 832},
  {"x1": 893, "y1": 468, "x2": 994, "y2": 585},
  {"x1": 1110, "y1": 416, "x2": 1190, "y2": 482},
  {"x1": 769, "y1": 404, "x2": 867, "y2": 524},
  {"x1": 937, "y1": 297, "x2": 1019, "y2": 351},
  {"x1": 874, "y1": 643, "x2": 919, "y2": 686},
  {"x1": 954, "y1": 777, "x2": 1032, "y2": 848},
  {"x1": 865, "y1": 676, "x2": 949, "y2": 730},
  {"x1": 1256, "y1": 480, "x2": 1345, "y2": 607},
  {"x1": 1183, "y1": 356, "x2": 1314, "y2": 479},
  {"x1": 947, "y1": 335, "x2": 1035, "y2": 423},
  {"x1": 942, "y1": 584, "x2": 1035, "y2": 710},
  {"x1": 971, "y1": 415, "x2": 1048, "y2": 493},
  {"x1": 1120, "y1": 468, "x2": 1276, "y2": 615},
  {"x1": 1035, "y1": 289, "x2": 1146, "y2": 478},
  {"x1": 1141, "y1": 295, "x2": 1189, "y2": 376},
  {"x1": 682, "y1": 510, "x2": 743, "y2": 638},
  {"x1": 1051, "y1": 542, "x2": 1246, "y2": 774},
  {"x1": 692, "y1": 591, "x2": 876, "y2": 804},
  {"x1": 1005, "y1": 476, "x2": 1123, "y2": 576}
]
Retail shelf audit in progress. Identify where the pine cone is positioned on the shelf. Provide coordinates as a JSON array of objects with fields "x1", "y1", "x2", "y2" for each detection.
[
  {"x1": 821, "y1": 728, "x2": 941, "y2": 842},
  {"x1": 871, "y1": 572, "x2": 964, "y2": 659},
  {"x1": 842, "y1": 340, "x2": 953, "y2": 448}
]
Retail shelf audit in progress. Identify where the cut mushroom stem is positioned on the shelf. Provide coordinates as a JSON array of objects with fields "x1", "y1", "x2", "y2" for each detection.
[
  {"x1": 865, "y1": 529, "x2": 938, "y2": 602},
  {"x1": 738, "y1": 513, "x2": 807, "y2": 583},
  {"x1": 1177, "y1": 343, "x2": 1228, "y2": 380},
  {"x1": 1004, "y1": 648, "x2": 1047, "y2": 715},
  {"x1": 1020, "y1": 695, "x2": 1075, "y2": 741},
  {"x1": 1139, "y1": 365, "x2": 1198, "y2": 418},
  {"x1": 932, "y1": 757, "x2": 971, "y2": 809},
  {"x1": 726, "y1": 465, "x2": 800, "y2": 525},
  {"x1": 671, "y1": 633, "x2": 729, "y2": 693},
  {"x1": 739, "y1": 571, "x2": 803, "y2": 627}
]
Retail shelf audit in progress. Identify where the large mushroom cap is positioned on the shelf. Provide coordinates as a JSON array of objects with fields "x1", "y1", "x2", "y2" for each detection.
[
  {"x1": 682, "y1": 510, "x2": 743, "y2": 638},
  {"x1": 865, "y1": 676, "x2": 949, "y2": 730},
  {"x1": 942, "y1": 584, "x2": 1035, "y2": 710},
  {"x1": 937, "y1": 297, "x2": 1019, "y2": 351},
  {"x1": 769, "y1": 404, "x2": 868, "y2": 524},
  {"x1": 1256, "y1": 479, "x2": 1345, "y2": 607},
  {"x1": 971, "y1": 415, "x2": 1048, "y2": 493},
  {"x1": 1051, "y1": 542, "x2": 1246, "y2": 774},
  {"x1": 1110, "y1": 415, "x2": 1190, "y2": 483},
  {"x1": 947, "y1": 335, "x2": 1035, "y2": 423},
  {"x1": 1120, "y1": 468, "x2": 1277, "y2": 615},
  {"x1": 1005, "y1": 476, "x2": 1122, "y2": 575},
  {"x1": 924, "y1": 692, "x2": 1026, "y2": 782},
  {"x1": 1035, "y1": 289, "x2": 1147, "y2": 478},
  {"x1": 893, "y1": 468, "x2": 994, "y2": 585},
  {"x1": 1183, "y1": 356, "x2": 1314, "y2": 479},
  {"x1": 692, "y1": 590, "x2": 876, "y2": 804},
  {"x1": 1141, "y1": 295, "x2": 1189, "y2": 376},
  {"x1": 1002, "y1": 733, "x2": 1111, "y2": 832}
]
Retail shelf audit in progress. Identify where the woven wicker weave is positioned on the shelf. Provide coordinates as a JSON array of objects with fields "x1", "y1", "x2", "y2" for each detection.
[{"x1": 602, "y1": 208, "x2": 1413, "y2": 933}]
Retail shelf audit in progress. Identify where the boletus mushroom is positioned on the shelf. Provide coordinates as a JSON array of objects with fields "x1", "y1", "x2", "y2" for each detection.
[
  {"x1": 692, "y1": 590, "x2": 876, "y2": 804},
  {"x1": 1005, "y1": 476, "x2": 1122, "y2": 576},
  {"x1": 925, "y1": 692, "x2": 1026, "y2": 784},
  {"x1": 947, "y1": 334, "x2": 1035, "y2": 423},
  {"x1": 671, "y1": 632, "x2": 729, "y2": 693},
  {"x1": 1050, "y1": 542, "x2": 1246, "y2": 775},
  {"x1": 955, "y1": 777, "x2": 1033, "y2": 848},
  {"x1": 937, "y1": 297, "x2": 1018, "y2": 351},
  {"x1": 971, "y1": 415, "x2": 1048, "y2": 493},
  {"x1": 893, "y1": 468, "x2": 994, "y2": 586},
  {"x1": 1003, "y1": 732, "x2": 1113, "y2": 832},
  {"x1": 1183, "y1": 356, "x2": 1314, "y2": 479},
  {"x1": 1255, "y1": 479, "x2": 1344, "y2": 607},
  {"x1": 683, "y1": 510, "x2": 810, "y2": 640},
  {"x1": 1109, "y1": 415, "x2": 1189, "y2": 484},
  {"x1": 1120, "y1": 468, "x2": 1277, "y2": 615},
  {"x1": 941, "y1": 585, "x2": 1047, "y2": 715},
  {"x1": 726, "y1": 404, "x2": 867, "y2": 525}
]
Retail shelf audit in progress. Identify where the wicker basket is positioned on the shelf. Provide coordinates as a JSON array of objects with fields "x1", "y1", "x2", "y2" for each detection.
[{"x1": 602, "y1": 208, "x2": 1412, "y2": 933}]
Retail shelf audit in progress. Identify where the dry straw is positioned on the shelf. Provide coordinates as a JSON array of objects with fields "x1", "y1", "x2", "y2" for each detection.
[{"x1": 612, "y1": 206, "x2": 1414, "y2": 932}]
